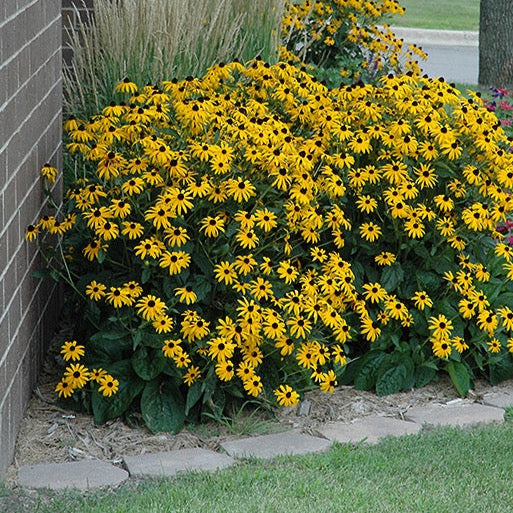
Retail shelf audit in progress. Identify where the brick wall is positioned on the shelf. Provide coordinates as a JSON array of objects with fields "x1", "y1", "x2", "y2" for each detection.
[
  {"x1": 62, "y1": 0, "x2": 93, "y2": 67},
  {"x1": 0, "y1": 0, "x2": 62, "y2": 478}
]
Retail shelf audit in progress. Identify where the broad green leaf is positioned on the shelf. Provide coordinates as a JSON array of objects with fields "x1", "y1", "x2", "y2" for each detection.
[
  {"x1": 140, "y1": 379, "x2": 185, "y2": 433},
  {"x1": 381, "y1": 264, "x2": 404, "y2": 292},
  {"x1": 489, "y1": 356, "x2": 513, "y2": 385},
  {"x1": 91, "y1": 361, "x2": 144, "y2": 424},
  {"x1": 376, "y1": 365, "x2": 407, "y2": 396},
  {"x1": 354, "y1": 351, "x2": 387, "y2": 391},
  {"x1": 185, "y1": 383, "x2": 203, "y2": 416},
  {"x1": 131, "y1": 346, "x2": 166, "y2": 381},
  {"x1": 447, "y1": 361, "x2": 471, "y2": 397},
  {"x1": 415, "y1": 270, "x2": 440, "y2": 291},
  {"x1": 414, "y1": 365, "x2": 437, "y2": 388}
]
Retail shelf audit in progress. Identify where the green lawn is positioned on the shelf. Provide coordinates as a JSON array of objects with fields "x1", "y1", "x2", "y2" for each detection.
[
  {"x1": 3, "y1": 422, "x2": 513, "y2": 513},
  {"x1": 388, "y1": 0, "x2": 480, "y2": 31}
]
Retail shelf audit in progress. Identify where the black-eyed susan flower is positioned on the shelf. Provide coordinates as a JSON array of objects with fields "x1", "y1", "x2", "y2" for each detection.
[
  {"x1": 215, "y1": 360, "x2": 235, "y2": 382},
  {"x1": 274, "y1": 384, "x2": 300, "y2": 407},
  {"x1": 359, "y1": 222, "x2": 382, "y2": 242},
  {"x1": 277, "y1": 260, "x2": 299, "y2": 284},
  {"x1": 153, "y1": 314, "x2": 174, "y2": 334},
  {"x1": 55, "y1": 378, "x2": 74, "y2": 398},
  {"x1": 136, "y1": 294, "x2": 166, "y2": 321},
  {"x1": 452, "y1": 337, "x2": 469, "y2": 353},
  {"x1": 477, "y1": 310, "x2": 498, "y2": 335},
  {"x1": 105, "y1": 287, "x2": 130, "y2": 309},
  {"x1": 41, "y1": 163, "x2": 59, "y2": 183},
  {"x1": 411, "y1": 291, "x2": 433, "y2": 310},
  {"x1": 207, "y1": 337, "x2": 235, "y2": 361},
  {"x1": 85, "y1": 280, "x2": 107, "y2": 301},
  {"x1": 173, "y1": 350, "x2": 191, "y2": 368},
  {"x1": 115, "y1": 77, "x2": 138, "y2": 94},
  {"x1": 162, "y1": 338, "x2": 182, "y2": 358},
  {"x1": 25, "y1": 224, "x2": 39, "y2": 241},
  {"x1": 121, "y1": 221, "x2": 144, "y2": 239},
  {"x1": 174, "y1": 286, "x2": 197, "y2": 305},
  {"x1": 60, "y1": 340, "x2": 85, "y2": 362},
  {"x1": 63, "y1": 363, "x2": 90, "y2": 389},
  {"x1": 428, "y1": 314, "x2": 453, "y2": 339},
  {"x1": 432, "y1": 338, "x2": 452, "y2": 359},
  {"x1": 214, "y1": 261, "x2": 237, "y2": 285},
  {"x1": 98, "y1": 375, "x2": 119, "y2": 397},
  {"x1": 487, "y1": 338, "x2": 501, "y2": 353},
  {"x1": 362, "y1": 282, "x2": 387, "y2": 304},
  {"x1": 183, "y1": 365, "x2": 201, "y2": 386},
  {"x1": 235, "y1": 229, "x2": 259, "y2": 249},
  {"x1": 200, "y1": 215, "x2": 225, "y2": 237},
  {"x1": 159, "y1": 250, "x2": 191, "y2": 275},
  {"x1": 319, "y1": 370, "x2": 337, "y2": 393},
  {"x1": 243, "y1": 375, "x2": 263, "y2": 397},
  {"x1": 90, "y1": 368, "x2": 107, "y2": 383}
]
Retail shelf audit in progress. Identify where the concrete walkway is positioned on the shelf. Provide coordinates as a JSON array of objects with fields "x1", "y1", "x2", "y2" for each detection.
[{"x1": 16, "y1": 390, "x2": 512, "y2": 491}]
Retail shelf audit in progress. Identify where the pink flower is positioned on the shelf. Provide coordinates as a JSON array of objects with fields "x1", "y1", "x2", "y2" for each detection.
[
  {"x1": 498, "y1": 101, "x2": 513, "y2": 111},
  {"x1": 501, "y1": 119, "x2": 512, "y2": 127}
]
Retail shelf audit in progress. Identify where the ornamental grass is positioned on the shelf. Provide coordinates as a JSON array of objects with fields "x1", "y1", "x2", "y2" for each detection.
[
  {"x1": 28, "y1": 55, "x2": 513, "y2": 430},
  {"x1": 64, "y1": 0, "x2": 285, "y2": 116}
]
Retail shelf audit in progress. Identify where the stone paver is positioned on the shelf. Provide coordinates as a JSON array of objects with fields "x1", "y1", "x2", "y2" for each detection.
[
  {"x1": 318, "y1": 416, "x2": 422, "y2": 445},
  {"x1": 17, "y1": 460, "x2": 129, "y2": 490},
  {"x1": 404, "y1": 403, "x2": 504, "y2": 428},
  {"x1": 220, "y1": 430, "x2": 331, "y2": 459},
  {"x1": 482, "y1": 391, "x2": 513, "y2": 409},
  {"x1": 123, "y1": 448, "x2": 235, "y2": 478}
]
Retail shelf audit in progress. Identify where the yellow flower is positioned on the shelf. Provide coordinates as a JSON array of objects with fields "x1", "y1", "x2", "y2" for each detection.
[
  {"x1": 183, "y1": 365, "x2": 201, "y2": 386},
  {"x1": 359, "y1": 222, "x2": 382, "y2": 242},
  {"x1": 60, "y1": 341, "x2": 85, "y2": 362},
  {"x1": 98, "y1": 375, "x2": 119, "y2": 397},
  {"x1": 174, "y1": 286, "x2": 197, "y2": 305},
  {"x1": 115, "y1": 77, "x2": 138, "y2": 93},
  {"x1": 55, "y1": 379, "x2": 74, "y2": 398},
  {"x1": 41, "y1": 163, "x2": 59, "y2": 183},
  {"x1": 375, "y1": 252, "x2": 396, "y2": 266},
  {"x1": 319, "y1": 370, "x2": 337, "y2": 393},
  {"x1": 136, "y1": 295, "x2": 167, "y2": 321},
  {"x1": 200, "y1": 216, "x2": 226, "y2": 237},
  {"x1": 411, "y1": 291, "x2": 433, "y2": 310},
  {"x1": 274, "y1": 385, "x2": 300, "y2": 407},
  {"x1": 85, "y1": 280, "x2": 107, "y2": 301},
  {"x1": 64, "y1": 363, "x2": 90, "y2": 389}
]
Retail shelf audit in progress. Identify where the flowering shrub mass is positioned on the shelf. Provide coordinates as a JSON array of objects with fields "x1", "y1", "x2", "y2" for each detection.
[
  {"x1": 281, "y1": 0, "x2": 426, "y2": 83},
  {"x1": 30, "y1": 60, "x2": 513, "y2": 430}
]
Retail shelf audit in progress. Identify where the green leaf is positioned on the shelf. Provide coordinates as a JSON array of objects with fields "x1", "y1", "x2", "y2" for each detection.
[
  {"x1": 414, "y1": 365, "x2": 437, "y2": 388},
  {"x1": 381, "y1": 264, "x2": 404, "y2": 292},
  {"x1": 375, "y1": 365, "x2": 408, "y2": 396},
  {"x1": 354, "y1": 351, "x2": 387, "y2": 391},
  {"x1": 91, "y1": 361, "x2": 144, "y2": 424},
  {"x1": 185, "y1": 383, "x2": 203, "y2": 416},
  {"x1": 192, "y1": 248, "x2": 213, "y2": 275},
  {"x1": 489, "y1": 356, "x2": 513, "y2": 385},
  {"x1": 415, "y1": 270, "x2": 440, "y2": 291},
  {"x1": 131, "y1": 346, "x2": 166, "y2": 381},
  {"x1": 88, "y1": 331, "x2": 131, "y2": 364},
  {"x1": 140, "y1": 379, "x2": 185, "y2": 433},
  {"x1": 141, "y1": 267, "x2": 152, "y2": 284},
  {"x1": 447, "y1": 361, "x2": 471, "y2": 397}
]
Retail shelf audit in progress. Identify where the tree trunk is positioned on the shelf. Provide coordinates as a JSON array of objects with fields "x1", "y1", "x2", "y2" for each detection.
[{"x1": 479, "y1": 0, "x2": 513, "y2": 88}]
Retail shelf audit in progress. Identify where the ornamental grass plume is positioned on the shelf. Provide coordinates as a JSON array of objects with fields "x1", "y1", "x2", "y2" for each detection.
[{"x1": 64, "y1": 0, "x2": 285, "y2": 116}]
